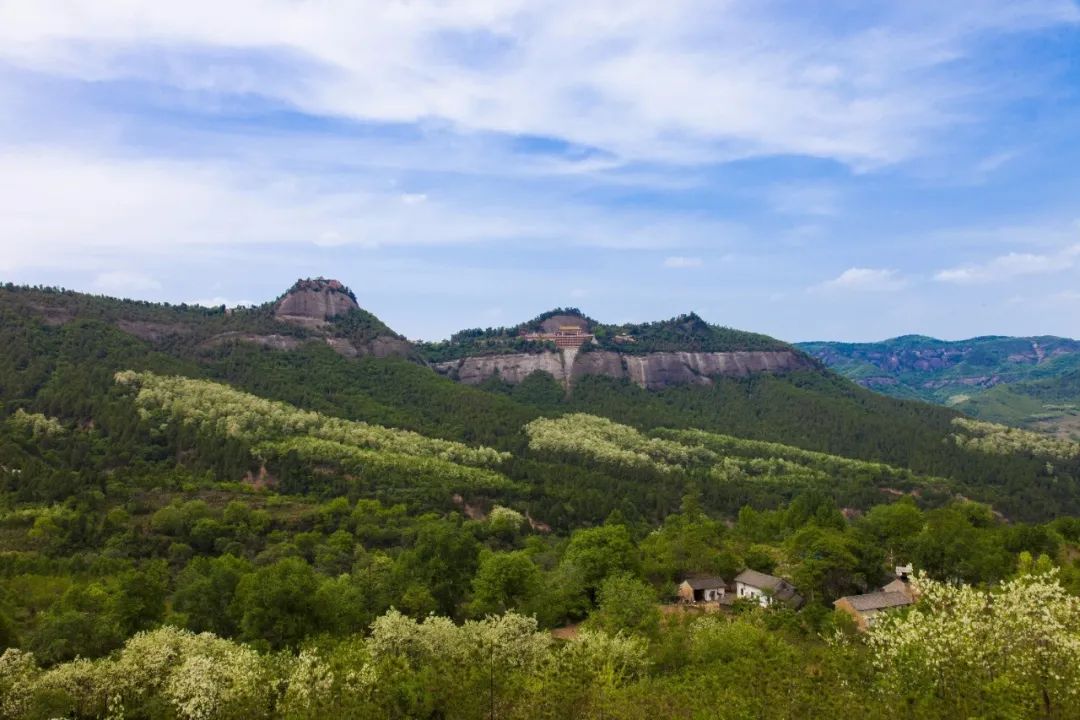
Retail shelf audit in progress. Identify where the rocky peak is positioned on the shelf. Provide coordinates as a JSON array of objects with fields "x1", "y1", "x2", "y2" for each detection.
[{"x1": 275, "y1": 277, "x2": 359, "y2": 326}]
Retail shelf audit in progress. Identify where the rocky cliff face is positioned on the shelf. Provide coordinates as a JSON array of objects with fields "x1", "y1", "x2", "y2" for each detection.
[
  {"x1": 434, "y1": 349, "x2": 814, "y2": 390},
  {"x1": 266, "y1": 278, "x2": 413, "y2": 360},
  {"x1": 275, "y1": 278, "x2": 359, "y2": 327}
]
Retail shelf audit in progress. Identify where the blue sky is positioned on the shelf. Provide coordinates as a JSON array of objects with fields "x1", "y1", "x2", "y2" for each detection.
[{"x1": 2, "y1": 1, "x2": 1080, "y2": 342}]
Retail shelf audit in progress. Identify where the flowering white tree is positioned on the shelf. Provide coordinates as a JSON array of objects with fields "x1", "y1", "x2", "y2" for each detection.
[
  {"x1": 0, "y1": 649, "x2": 39, "y2": 720},
  {"x1": 524, "y1": 413, "x2": 714, "y2": 473},
  {"x1": 115, "y1": 370, "x2": 509, "y2": 467},
  {"x1": 0, "y1": 627, "x2": 279, "y2": 720},
  {"x1": 868, "y1": 570, "x2": 1080, "y2": 717}
]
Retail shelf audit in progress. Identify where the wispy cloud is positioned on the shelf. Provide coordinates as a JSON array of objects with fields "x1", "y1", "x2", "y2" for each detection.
[
  {"x1": 770, "y1": 183, "x2": 841, "y2": 217},
  {"x1": 935, "y1": 244, "x2": 1080, "y2": 284},
  {"x1": 663, "y1": 256, "x2": 703, "y2": 269},
  {"x1": 2, "y1": 2, "x2": 1080, "y2": 342},
  {"x1": 0, "y1": 1, "x2": 1075, "y2": 167},
  {"x1": 93, "y1": 271, "x2": 162, "y2": 296},
  {"x1": 188, "y1": 296, "x2": 257, "y2": 308},
  {"x1": 816, "y1": 268, "x2": 907, "y2": 292},
  {"x1": 0, "y1": 148, "x2": 739, "y2": 272}
]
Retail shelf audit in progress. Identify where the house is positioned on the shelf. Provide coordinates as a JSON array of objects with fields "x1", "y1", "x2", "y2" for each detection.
[
  {"x1": 519, "y1": 323, "x2": 595, "y2": 349},
  {"x1": 881, "y1": 564, "x2": 913, "y2": 595},
  {"x1": 833, "y1": 591, "x2": 913, "y2": 631},
  {"x1": 677, "y1": 576, "x2": 727, "y2": 604},
  {"x1": 833, "y1": 565, "x2": 916, "y2": 631},
  {"x1": 734, "y1": 569, "x2": 804, "y2": 609}
]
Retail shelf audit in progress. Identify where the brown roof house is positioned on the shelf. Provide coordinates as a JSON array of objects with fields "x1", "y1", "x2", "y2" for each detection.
[
  {"x1": 834, "y1": 565, "x2": 916, "y2": 631},
  {"x1": 677, "y1": 576, "x2": 727, "y2": 604},
  {"x1": 734, "y1": 569, "x2": 804, "y2": 609}
]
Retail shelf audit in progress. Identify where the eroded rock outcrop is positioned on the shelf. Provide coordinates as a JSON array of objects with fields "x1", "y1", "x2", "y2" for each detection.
[
  {"x1": 271, "y1": 278, "x2": 414, "y2": 360},
  {"x1": 436, "y1": 352, "x2": 570, "y2": 386},
  {"x1": 434, "y1": 349, "x2": 814, "y2": 390},
  {"x1": 275, "y1": 278, "x2": 359, "y2": 327}
]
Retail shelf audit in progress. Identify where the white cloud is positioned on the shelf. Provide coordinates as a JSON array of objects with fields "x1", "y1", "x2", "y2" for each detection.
[
  {"x1": 663, "y1": 256, "x2": 703, "y2": 269},
  {"x1": 770, "y1": 183, "x2": 841, "y2": 216},
  {"x1": 817, "y1": 267, "x2": 907, "y2": 292},
  {"x1": 935, "y1": 244, "x2": 1080, "y2": 284},
  {"x1": 973, "y1": 150, "x2": 1019, "y2": 175},
  {"x1": 0, "y1": 148, "x2": 740, "y2": 273},
  {"x1": 93, "y1": 271, "x2": 162, "y2": 295},
  {"x1": 0, "y1": 1, "x2": 1075, "y2": 167},
  {"x1": 188, "y1": 296, "x2": 256, "y2": 308}
]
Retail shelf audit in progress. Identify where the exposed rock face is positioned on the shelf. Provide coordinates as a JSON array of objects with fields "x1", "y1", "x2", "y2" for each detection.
[
  {"x1": 570, "y1": 350, "x2": 624, "y2": 384},
  {"x1": 368, "y1": 336, "x2": 415, "y2": 359},
  {"x1": 201, "y1": 332, "x2": 304, "y2": 352},
  {"x1": 275, "y1": 278, "x2": 359, "y2": 326},
  {"x1": 324, "y1": 337, "x2": 359, "y2": 358},
  {"x1": 434, "y1": 349, "x2": 813, "y2": 390},
  {"x1": 115, "y1": 320, "x2": 191, "y2": 342},
  {"x1": 625, "y1": 351, "x2": 810, "y2": 389},
  {"x1": 436, "y1": 352, "x2": 569, "y2": 386}
]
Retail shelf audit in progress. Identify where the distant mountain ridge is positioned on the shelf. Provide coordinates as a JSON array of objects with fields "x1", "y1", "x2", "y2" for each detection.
[
  {"x1": 5, "y1": 278, "x2": 1080, "y2": 520},
  {"x1": 798, "y1": 335, "x2": 1080, "y2": 437},
  {"x1": 419, "y1": 307, "x2": 815, "y2": 390},
  {"x1": 0, "y1": 277, "x2": 416, "y2": 361}
]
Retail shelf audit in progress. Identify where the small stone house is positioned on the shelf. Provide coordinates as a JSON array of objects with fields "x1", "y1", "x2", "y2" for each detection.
[
  {"x1": 677, "y1": 576, "x2": 727, "y2": 604},
  {"x1": 833, "y1": 591, "x2": 913, "y2": 631},
  {"x1": 833, "y1": 565, "x2": 916, "y2": 631},
  {"x1": 881, "y1": 564, "x2": 914, "y2": 595},
  {"x1": 734, "y1": 569, "x2": 804, "y2": 609}
]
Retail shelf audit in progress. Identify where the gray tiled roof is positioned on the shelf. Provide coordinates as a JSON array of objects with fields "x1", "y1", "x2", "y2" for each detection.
[
  {"x1": 735, "y1": 569, "x2": 785, "y2": 591},
  {"x1": 735, "y1": 569, "x2": 804, "y2": 608},
  {"x1": 839, "y1": 591, "x2": 914, "y2": 612},
  {"x1": 683, "y1": 576, "x2": 726, "y2": 590},
  {"x1": 881, "y1": 578, "x2": 910, "y2": 595}
]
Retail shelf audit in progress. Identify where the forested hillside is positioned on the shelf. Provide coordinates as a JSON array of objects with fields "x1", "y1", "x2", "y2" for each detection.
[
  {"x1": 801, "y1": 335, "x2": 1080, "y2": 437},
  {"x1": 4, "y1": 283, "x2": 1080, "y2": 719}
]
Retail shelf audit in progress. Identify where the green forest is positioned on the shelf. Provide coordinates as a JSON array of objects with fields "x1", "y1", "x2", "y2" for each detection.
[
  {"x1": 4, "y1": 284, "x2": 1080, "y2": 719},
  {"x1": 417, "y1": 308, "x2": 791, "y2": 362}
]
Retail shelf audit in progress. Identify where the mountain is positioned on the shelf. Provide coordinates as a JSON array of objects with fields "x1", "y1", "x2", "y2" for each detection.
[
  {"x1": 799, "y1": 335, "x2": 1080, "y2": 438},
  {"x1": 421, "y1": 309, "x2": 815, "y2": 390},
  {"x1": 4, "y1": 277, "x2": 1080, "y2": 713},
  {"x1": 3, "y1": 279, "x2": 1079, "y2": 523}
]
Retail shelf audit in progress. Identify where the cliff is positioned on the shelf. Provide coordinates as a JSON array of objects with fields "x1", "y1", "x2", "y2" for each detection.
[
  {"x1": 274, "y1": 277, "x2": 359, "y2": 327},
  {"x1": 434, "y1": 348, "x2": 814, "y2": 390},
  {"x1": 269, "y1": 278, "x2": 414, "y2": 359}
]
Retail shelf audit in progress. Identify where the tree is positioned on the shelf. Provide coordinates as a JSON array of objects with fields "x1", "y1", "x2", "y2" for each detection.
[
  {"x1": 786, "y1": 525, "x2": 862, "y2": 601},
  {"x1": 396, "y1": 517, "x2": 481, "y2": 617},
  {"x1": 869, "y1": 570, "x2": 1080, "y2": 717},
  {"x1": 172, "y1": 555, "x2": 252, "y2": 637},
  {"x1": 911, "y1": 505, "x2": 1012, "y2": 584},
  {"x1": 640, "y1": 504, "x2": 728, "y2": 583},
  {"x1": 28, "y1": 581, "x2": 125, "y2": 664},
  {"x1": 588, "y1": 573, "x2": 660, "y2": 638},
  {"x1": 469, "y1": 551, "x2": 542, "y2": 616},
  {"x1": 234, "y1": 557, "x2": 322, "y2": 649},
  {"x1": 857, "y1": 499, "x2": 923, "y2": 564},
  {"x1": 111, "y1": 560, "x2": 169, "y2": 635},
  {"x1": 561, "y1": 524, "x2": 640, "y2": 600}
]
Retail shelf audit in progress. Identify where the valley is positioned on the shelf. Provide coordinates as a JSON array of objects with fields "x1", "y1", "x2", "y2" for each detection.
[{"x1": 3, "y1": 279, "x2": 1080, "y2": 718}]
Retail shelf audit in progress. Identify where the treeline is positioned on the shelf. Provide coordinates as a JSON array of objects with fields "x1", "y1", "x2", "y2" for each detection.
[
  {"x1": 2, "y1": 506, "x2": 1079, "y2": 719},
  {"x1": 5, "y1": 304, "x2": 1080, "y2": 525},
  {"x1": 589, "y1": 312, "x2": 790, "y2": 354},
  {"x1": 3, "y1": 426, "x2": 1077, "y2": 666},
  {"x1": 6, "y1": 570, "x2": 1079, "y2": 720}
]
